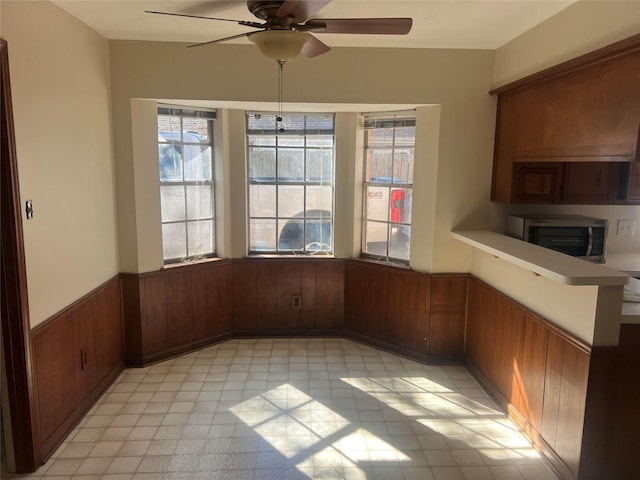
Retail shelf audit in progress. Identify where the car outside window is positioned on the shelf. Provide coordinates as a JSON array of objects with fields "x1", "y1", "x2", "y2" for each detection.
[
  {"x1": 247, "y1": 112, "x2": 335, "y2": 254},
  {"x1": 362, "y1": 111, "x2": 415, "y2": 263},
  {"x1": 157, "y1": 107, "x2": 216, "y2": 263}
]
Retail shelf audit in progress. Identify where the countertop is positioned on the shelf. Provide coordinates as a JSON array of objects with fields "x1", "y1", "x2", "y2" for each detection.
[
  {"x1": 622, "y1": 276, "x2": 640, "y2": 322},
  {"x1": 605, "y1": 253, "x2": 640, "y2": 277},
  {"x1": 452, "y1": 231, "x2": 629, "y2": 286}
]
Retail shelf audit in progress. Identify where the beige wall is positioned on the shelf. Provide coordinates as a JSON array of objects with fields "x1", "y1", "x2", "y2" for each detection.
[
  {"x1": 110, "y1": 41, "x2": 496, "y2": 273},
  {"x1": 493, "y1": 0, "x2": 640, "y2": 88},
  {"x1": 1, "y1": 1, "x2": 119, "y2": 327}
]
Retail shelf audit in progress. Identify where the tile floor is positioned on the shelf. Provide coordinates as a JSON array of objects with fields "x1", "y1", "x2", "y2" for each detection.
[{"x1": 5, "y1": 338, "x2": 559, "y2": 480}]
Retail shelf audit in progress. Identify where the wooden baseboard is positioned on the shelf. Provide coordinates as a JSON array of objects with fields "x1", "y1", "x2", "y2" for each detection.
[{"x1": 142, "y1": 332, "x2": 234, "y2": 366}]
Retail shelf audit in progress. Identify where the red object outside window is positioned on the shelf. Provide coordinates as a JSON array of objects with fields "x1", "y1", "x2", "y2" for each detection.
[{"x1": 390, "y1": 189, "x2": 405, "y2": 222}]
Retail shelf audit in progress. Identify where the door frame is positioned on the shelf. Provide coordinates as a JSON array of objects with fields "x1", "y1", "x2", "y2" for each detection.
[{"x1": 1, "y1": 38, "x2": 39, "y2": 473}]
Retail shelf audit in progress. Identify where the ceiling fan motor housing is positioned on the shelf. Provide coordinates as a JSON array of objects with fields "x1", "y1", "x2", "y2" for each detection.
[{"x1": 247, "y1": 1, "x2": 290, "y2": 23}]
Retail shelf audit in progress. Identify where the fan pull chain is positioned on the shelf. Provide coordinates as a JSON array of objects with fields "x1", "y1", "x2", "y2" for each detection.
[{"x1": 277, "y1": 60, "x2": 285, "y2": 133}]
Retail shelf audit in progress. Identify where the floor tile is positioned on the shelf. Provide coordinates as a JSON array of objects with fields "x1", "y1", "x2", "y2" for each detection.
[{"x1": 3, "y1": 338, "x2": 559, "y2": 480}]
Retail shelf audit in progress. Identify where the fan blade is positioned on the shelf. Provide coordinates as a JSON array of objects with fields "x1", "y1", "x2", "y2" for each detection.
[
  {"x1": 144, "y1": 10, "x2": 263, "y2": 29},
  {"x1": 187, "y1": 32, "x2": 253, "y2": 49},
  {"x1": 301, "y1": 34, "x2": 331, "y2": 58},
  {"x1": 303, "y1": 18, "x2": 412, "y2": 35},
  {"x1": 276, "y1": 0, "x2": 331, "y2": 23}
]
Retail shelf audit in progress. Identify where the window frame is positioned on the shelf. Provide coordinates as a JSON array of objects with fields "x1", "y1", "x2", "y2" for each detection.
[
  {"x1": 361, "y1": 111, "x2": 416, "y2": 264},
  {"x1": 246, "y1": 111, "x2": 336, "y2": 255},
  {"x1": 158, "y1": 106, "x2": 217, "y2": 264}
]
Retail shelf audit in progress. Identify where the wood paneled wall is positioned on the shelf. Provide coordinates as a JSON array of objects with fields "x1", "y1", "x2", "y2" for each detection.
[
  {"x1": 232, "y1": 258, "x2": 345, "y2": 335},
  {"x1": 344, "y1": 260, "x2": 467, "y2": 362},
  {"x1": 31, "y1": 275, "x2": 123, "y2": 462},
  {"x1": 466, "y1": 278, "x2": 590, "y2": 479},
  {"x1": 122, "y1": 260, "x2": 233, "y2": 365}
]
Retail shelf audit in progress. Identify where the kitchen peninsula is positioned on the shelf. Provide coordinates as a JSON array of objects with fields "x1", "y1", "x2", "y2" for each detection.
[{"x1": 453, "y1": 230, "x2": 638, "y2": 480}]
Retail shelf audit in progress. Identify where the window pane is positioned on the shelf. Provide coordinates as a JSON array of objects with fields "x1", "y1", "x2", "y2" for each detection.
[
  {"x1": 248, "y1": 147, "x2": 276, "y2": 181},
  {"x1": 160, "y1": 185, "x2": 186, "y2": 222},
  {"x1": 306, "y1": 147, "x2": 333, "y2": 183},
  {"x1": 390, "y1": 224, "x2": 411, "y2": 260},
  {"x1": 278, "y1": 219, "x2": 304, "y2": 251},
  {"x1": 278, "y1": 185, "x2": 304, "y2": 218},
  {"x1": 162, "y1": 223, "x2": 187, "y2": 260},
  {"x1": 248, "y1": 134, "x2": 276, "y2": 146},
  {"x1": 366, "y1": 149, "x2": 392, "y2": 182},
  {"x1": 393, "y1": 148, "x2": 414, "y2": 184},
  {"x1": 304, "y1": 218, "x2": 332, "y2": 251},
  {"x1": 181, "y1": 118, "x2": 210, "y2": 142},
  {"x1": 159, "y1": 143, "x2": 183, "y2": 181},
  {"x1": 186, "y1": 185, "x2": 213, "y2": 220},
  {"x1": 395, "y1": 126, "x2": 416, "y2": 146},
  {"x1": 188, "y1": 220, "x2": 214, "y2": 256},
  {"x1": 366, "y1": 186, "x2": 389, "y2": 222},
  {"x1": 184, "y1": 145, "x2": 212, "y2": 181},
  {"x1": 364, "y1": 221, "x2": 388, "y2": 256},
  {"x1": 367, "y1": 128, "x2": 394, "y2": 146},
  {"x1": 158, "y1": 115, "x2": 181, "y2": 139},
  {"x1": 278, "y1": 148, "x2": 304, "y2": 181},
  {"x1": 250, "y1": 219, "x2": 276, "y2": 251},
  {"x1": 306, "y1": 135, "x2": 333, "y2": 148},
  {"x1": 277, "y1": 135, "x2": 304, "y2": 147},
  {"x1": 249, "y1": 184, "x2": 276, "y2": 218},
  {"x1": 306, "y1": 186, "x2": 333, "y2": 213}
]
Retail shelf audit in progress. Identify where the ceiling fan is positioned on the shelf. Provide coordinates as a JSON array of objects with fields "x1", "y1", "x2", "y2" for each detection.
[{"x1": 146, "y1": 0, "x2": 413, "y2": 61}]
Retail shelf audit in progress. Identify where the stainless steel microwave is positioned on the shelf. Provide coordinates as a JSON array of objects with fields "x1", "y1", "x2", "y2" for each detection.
[{"x1": 505, "y1": 214, "x2": 608, "y2": 263}]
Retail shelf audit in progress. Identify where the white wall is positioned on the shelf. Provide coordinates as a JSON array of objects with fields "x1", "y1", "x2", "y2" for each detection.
[
  {"x1": 1, "y1": 1, "x2": 119, "y2": 327},
  {"x1": 110, "y1": 41, "x2": 496, "y2": 273}
]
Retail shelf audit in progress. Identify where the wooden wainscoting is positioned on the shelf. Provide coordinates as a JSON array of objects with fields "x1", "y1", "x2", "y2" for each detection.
[
  {"x1": 31, "y1": 275, "x2": 124, "y2": 462},
  {"x1": 344, "y1": 260, "x2": 467, "y2": 362},
  {"x1": 466, "y1": 277, "x2": 590, "y2": 480},
  {"x1": 232, "y1": 258, "x2": 345, "y2": 336},
  {"x1": 122, "y1": 260, "x2": 233, "y2": 365}
]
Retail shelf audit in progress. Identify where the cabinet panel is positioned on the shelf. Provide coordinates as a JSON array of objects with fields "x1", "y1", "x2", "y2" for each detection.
[
  {"x1": 514, "y1": 315, "x2": 548, "y2": 432},
  {"x1": 142, "y1": 275, "x2": 168, "y2": 356},
  {"x1": 628, "y1": 161, "x2": 640, "y2": 202},
  {"x1": 206, "y1": 264, "x2": 233, "y2": 337},
  {"x1": 428, "y1": 276, "x2": 466, "y2": 360},
  {"x1": 166, "y1": 271, "x2": 193, "y2": 349},
  {"x1": 562, "y1": 161, "x2": 628, "y2": 203},
  {"x1": 316, "y1": 261, "x2": 345, "y2": 329},
  {"x1": 512, "y1": 163, "x2": 563, "y2": 203},
  {"x1": 232, "y1": 262, "x2": 257, "y2": 330},
  {"x1": 275, "y1": 262, "x2": 301, "y2": 329},
  {"x1": 492, "y1": 37, "x2": 640, "y2": 204}
]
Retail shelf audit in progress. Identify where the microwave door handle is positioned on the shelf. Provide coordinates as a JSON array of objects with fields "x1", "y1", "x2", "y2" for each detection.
[{"x1": 586, "y1": 227, "x2": 593, "y2": 256}]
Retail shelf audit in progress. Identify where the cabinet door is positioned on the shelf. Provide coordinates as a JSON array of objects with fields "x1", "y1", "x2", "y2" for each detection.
[
  {"x1": 512, "y1": 163, "x2": 563, "y2": 203},
  {"x1": 628, "y1": 162, "x2": 640, "y2": 203},
  {"x1": 428, "y1": 276, "x2": 466, "y2": 361},
  {"x1": 563, "y1": 162, "x2": 628, "y2": 203}
]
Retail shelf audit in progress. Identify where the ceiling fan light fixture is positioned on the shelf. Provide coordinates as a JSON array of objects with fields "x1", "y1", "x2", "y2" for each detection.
[{"x1": 249, "y1": 29, "x2": 311, "y2": 61}]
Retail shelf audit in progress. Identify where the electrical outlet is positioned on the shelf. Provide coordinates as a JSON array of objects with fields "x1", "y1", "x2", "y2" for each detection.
[
  {"x1": 291, "y1": 294, "x2": 302, "y2": 310},
  {"x1": 617, "y1": 219, "x2": 635, "y2": 237}
]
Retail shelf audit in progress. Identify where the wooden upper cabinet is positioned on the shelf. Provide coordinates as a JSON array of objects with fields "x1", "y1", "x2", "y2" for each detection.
[{"x1": 492, "y1": 34, "x2": 640, "y2": 204}]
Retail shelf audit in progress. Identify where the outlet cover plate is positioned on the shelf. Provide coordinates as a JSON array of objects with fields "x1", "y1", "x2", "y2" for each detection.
[{"x1": 617, "y1": 219, "x2": 635, "y2": 237}]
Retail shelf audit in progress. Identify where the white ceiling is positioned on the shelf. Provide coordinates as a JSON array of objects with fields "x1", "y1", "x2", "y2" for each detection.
[{"x1": 51, "y1": 0, "x2": 577, "y2": 50}]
